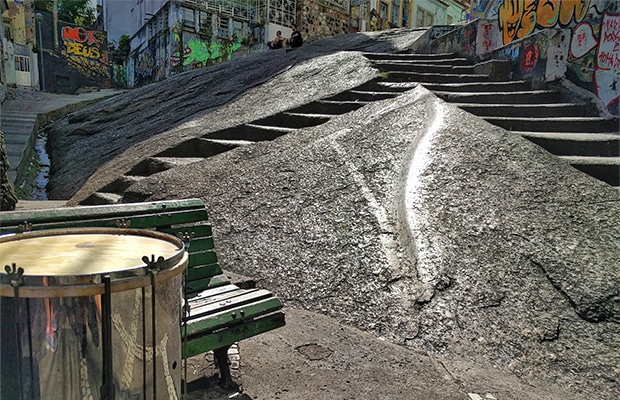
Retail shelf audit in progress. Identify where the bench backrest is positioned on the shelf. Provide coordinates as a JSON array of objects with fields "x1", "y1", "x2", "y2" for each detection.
[{"x1": 0, "y1": 199, "x2": 228, "y2": 295}]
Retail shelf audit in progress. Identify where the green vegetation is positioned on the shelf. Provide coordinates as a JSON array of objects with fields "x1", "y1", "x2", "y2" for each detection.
[{"x1": 34, "y1": 0, "x2": 96, "y2": 26}]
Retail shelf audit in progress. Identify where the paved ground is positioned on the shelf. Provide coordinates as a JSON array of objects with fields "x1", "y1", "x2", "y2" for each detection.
[
  {"x1": 183, "y1": 308, "x2": 580, "y2": 400},
  {"x1": 0, "y1": 87, "x2": 121, "y2": 184}
]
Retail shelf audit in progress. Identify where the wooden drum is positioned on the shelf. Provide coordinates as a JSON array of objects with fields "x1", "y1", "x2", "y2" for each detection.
[{"x1": 0, "y1": 228, "x2": 188, "y2": 400}]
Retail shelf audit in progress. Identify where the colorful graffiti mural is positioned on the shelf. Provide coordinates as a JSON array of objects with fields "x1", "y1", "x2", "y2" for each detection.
[
  {"x1": 170, "y1": 35, "x2": 242, "y2": 69},
  {"x1": 498, "y1": 0, "x2": 591, "y2": 45},
  {"x1": 60, "y1": 24, "x2": 110, "y2": 81},
  {"x1": 473, "y1": 0, "x2": 619, "y2": 113},
  {"x1": 592, "y1": 12, "x2": 620, "y2": 107}
]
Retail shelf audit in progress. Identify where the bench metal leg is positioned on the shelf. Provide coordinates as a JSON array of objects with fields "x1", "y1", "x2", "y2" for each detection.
[{"x1": 213, "y1": 346, "x2": 234, "y2": 389}]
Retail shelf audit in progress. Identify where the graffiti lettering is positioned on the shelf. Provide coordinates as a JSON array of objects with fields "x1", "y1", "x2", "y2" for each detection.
[
  {"x1": 570, "y1": 22, "x2": 598, "y2": 58},
  {"x1": 499, "y1": 0, "x2": 592, "y2": 44},
  {"x1": 65, "y1": 41, "x2": 101, "y2": 60},
  {"x1": 597, "y1": 13, "x2": 620, "y2": 70},
  {"x1": 66, "y1": 55, "x2": 110, "y2": 79},
  {"x1": 478, "y1": 20, "x2": 501, "y2": 53},
  {"x1": 61, "y1": 26, "x2": 100, "y2": 46}
]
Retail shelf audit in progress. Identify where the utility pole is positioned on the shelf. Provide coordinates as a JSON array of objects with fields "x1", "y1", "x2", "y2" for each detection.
[
  {"x1": 53, "y1": 0, "x2": 59, "y2": 50},
  {"x1": 35, "y1": 13, "x2": 45, "y2": 91}
]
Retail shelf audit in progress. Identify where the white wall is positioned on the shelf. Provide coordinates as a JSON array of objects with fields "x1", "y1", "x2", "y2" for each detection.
[
  {"x1": 267, "y1": 23, "x2": 292, "y2": 44},
  {"x1": 103, "y1": 0, "x2": 168, "y2": 44},
  {"x1": 412, "y1": 0, "x2": 448, "y2": 27}
]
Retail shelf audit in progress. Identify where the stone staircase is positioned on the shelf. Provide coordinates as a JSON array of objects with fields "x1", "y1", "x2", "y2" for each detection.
[
  {"x1": 363, "y1": 52, "x2": 619, "y2": 188},
  {"x1": 82, "y1": 52, "x2": 619, "y2": 205},
  {"x1": 2, "y1": 110, "x2": 39, "y2": 184}
]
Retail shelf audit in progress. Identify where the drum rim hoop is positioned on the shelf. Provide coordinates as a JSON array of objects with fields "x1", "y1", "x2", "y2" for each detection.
[{"x1": 0, "y1": 227, "x2": 188, "y2": 298}]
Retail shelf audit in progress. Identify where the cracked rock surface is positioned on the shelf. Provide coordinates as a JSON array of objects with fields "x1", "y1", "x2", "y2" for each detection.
[{"x1": 45, "y1": 30, "x2": 619, "y2": 399}]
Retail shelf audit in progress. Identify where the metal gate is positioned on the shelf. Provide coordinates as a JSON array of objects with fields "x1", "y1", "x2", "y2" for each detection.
[{"x1": 15, "y1": 55, "x2": 31, "y2": 86}]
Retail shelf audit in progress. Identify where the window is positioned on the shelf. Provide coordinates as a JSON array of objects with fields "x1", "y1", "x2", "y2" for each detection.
[
  {"x1": 416, "y1": 7, "x2": 434, "y2": 27},
  {"x1": 15, "y1": 56, "x2": 30, "y2": 72},
  {"x1": 402, "y1": 0, "x2": 410, "y2": 27},
  {"x1": 391, "y1": 0, "x2": 400, "y2": 27},
  {"x1": 3, "y1": 17, "x2": 12, "y2": 41},
  {"x1": 181, "y1": 7, "x2": 195, "y2": 27},
  {"x1": 447, "y1": 15, "x2": 453, "y2": 25}
]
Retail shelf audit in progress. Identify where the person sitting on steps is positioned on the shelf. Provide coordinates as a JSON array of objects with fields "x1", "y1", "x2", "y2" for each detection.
[
  {"x1": 267, "y1": 31, "x2": 285, "y2": 50},
  {"x1": 285, "y1": 24, "x2": 303, "y2": 51}
]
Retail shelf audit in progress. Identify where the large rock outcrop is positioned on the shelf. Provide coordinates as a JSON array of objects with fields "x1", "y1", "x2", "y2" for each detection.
[{"x1": 43, "y1": 30, "x2": 618, "y2": 399}]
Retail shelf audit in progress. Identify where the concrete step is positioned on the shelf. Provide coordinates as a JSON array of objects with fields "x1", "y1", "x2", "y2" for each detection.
[
  {"x1": 518, "y1": 132, "x2": 619, "y2": 157},
  {"x1": 383, "y1": 71, "x2": 493, "y2": 83},
  {"x1": 325, "y1": 90, "x2": 401, "y2": 102},
  {"x1": 155, "y1": 138, "x2": 239, "y2": 158},
  {"x1": 80, "y1": 192, "x2": 123, "y2": 206},
  {"x1": 369, "y1": 58, "x2": 471, "y2": 66},
  {"x1": 128, "y1": 157, "x2": 207, "y2": 177},
  {"x1": 371, "y1": 62, "x2": 476, "y2": 74},
  {"x1": 14, "y1": 200, "x2": 67, "y2": 211},
  {"x1": 363, "y1": 52, "x2": 459, "y2": 61},
  {"x1": 100, "y1": 175, "x2": 145, "y2": 194},
  {"x1": 456, "y1": 103, "x2": 598, "y2": 118},
  {"x1": 560, "y1": 156, "x2": 620, "y2": 186},
  {"x1": 2, "y1": 115, "x2": 37, "y2": 123},
  {"x1": 289, "y1": 100, "x2": 368, "y2": 115},
  {"x1": 5, "y1": 142, "x2": 27, "y2": 159},
  {"x1": 2, "y1": 132, "x2": 33, "y2": 145},
  {"x1": 357, "y1": 81, "x2": 417, "y2": 93},
  {"x1": 486, "y1": 116, "x2": 619, "y2": 133},
  {"x1": 250, "y1": 112, "x2": 330, "y2": 129},
  {"x1": 422, "y1": 80, "x2": 532, "y2": 93},
  {"x1": 1, "y1": 120, "x2": 37, "y2": 130},
  {"x1": 434, "y1": 90, "x2": 564, "y2": 104},
  {"x1": 204, "y1": 124, "x2": 293, "y2": 142}
]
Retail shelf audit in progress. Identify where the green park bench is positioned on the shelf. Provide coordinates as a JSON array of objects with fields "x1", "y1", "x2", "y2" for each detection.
[{"x1": 0, "y1": 198, "x2": 285, "y2": 388}]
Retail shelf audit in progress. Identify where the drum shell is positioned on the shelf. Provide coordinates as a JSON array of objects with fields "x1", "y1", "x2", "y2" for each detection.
[
  {"x1": 0, "y1": 228, "x2": 187, "y2": 400},
  {"x1": 1, "y1": 273, "x2": 182, "y2": 400}
]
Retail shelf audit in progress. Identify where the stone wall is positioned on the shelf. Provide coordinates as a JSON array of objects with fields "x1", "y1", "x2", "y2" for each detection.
[{"x1": 299, "y1": 0, "x2": 350, "y2": 42}]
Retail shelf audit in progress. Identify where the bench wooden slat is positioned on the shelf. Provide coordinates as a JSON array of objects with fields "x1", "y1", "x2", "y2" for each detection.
[
  {"x1": 184, "y1": 297, "x2": 283, "y2": 336},
  {"x1": 0, "y1": 199, "x2": 206, "y2": 226},
  {"x1": 186, "y1": 237, "x2": 215, "y2": 253},
  {"x1": 182, "y1": 312, "x2": 286, "y2": 358},
  {"x1": 0, "y1": 199, "x2": 206, "y2": 223},
  {"x1": 187, "y1": 276, "x2": 230, "y2": 295},
  {"x1": 162, "y1": 224, "x2": 213, "y2": 238},
  {"x1": 187, "y1": 251, "x2": 218, "y2": 268},
  {"x1": 189, "y1": 284, "x2": 240, "y2": 299},
  {"x1": 186, "y1": 287, "x2": 265, "y2": 312},
  {"x1": 186, "y1": 262, "x2": 222, "y2": 281},
  {"x1": 0, "y1": 209, "x2": 209, "y2": 234}
]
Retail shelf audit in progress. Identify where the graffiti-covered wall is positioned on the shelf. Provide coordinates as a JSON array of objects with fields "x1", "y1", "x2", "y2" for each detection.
[
  {"x1": 127, "y1": 1, "x2": 249, "y2": 88},
  {"x1": 170, "y1": 31, "x2": 242, "y2": 70},
  {"x1": 299, "y1": 0, "x2": 349, "y2": 42},
  {"x1": 35, "y1": 11, "x2": 111, "y2": 93},
  {"x1": 470, "y1": 0, "x2": 619, "y2": 114},
  {"x1": 430, "y1": 19, "x2": 503, "y2": 58},
  {"x1": 59, "y1": 23, "x2": 110, "y2": 85}
]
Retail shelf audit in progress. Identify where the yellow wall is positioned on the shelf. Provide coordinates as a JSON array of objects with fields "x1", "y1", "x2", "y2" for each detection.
[
  {"x1": 377, "y1": 0, "x2": 414, "y2": 29},
  {"x1": 2, "y1": 0, "x2": 34, "y2": 46}
]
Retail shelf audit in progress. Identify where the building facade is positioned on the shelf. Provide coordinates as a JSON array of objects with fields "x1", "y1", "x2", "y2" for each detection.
[
  {"x1": 1, "y1": 0, "x2": 38, "y2": 90},
  {"x1": 117, "y1": 0, "x2": 348, "y2": 87},
  {"x1": 360, "y1": 0, "x2": 468, "y2": 32}
]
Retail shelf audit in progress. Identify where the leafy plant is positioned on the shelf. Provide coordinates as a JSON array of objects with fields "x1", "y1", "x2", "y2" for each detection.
[{"x1": 34, "y1": 0, "x2": 95, "y2": 26}]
